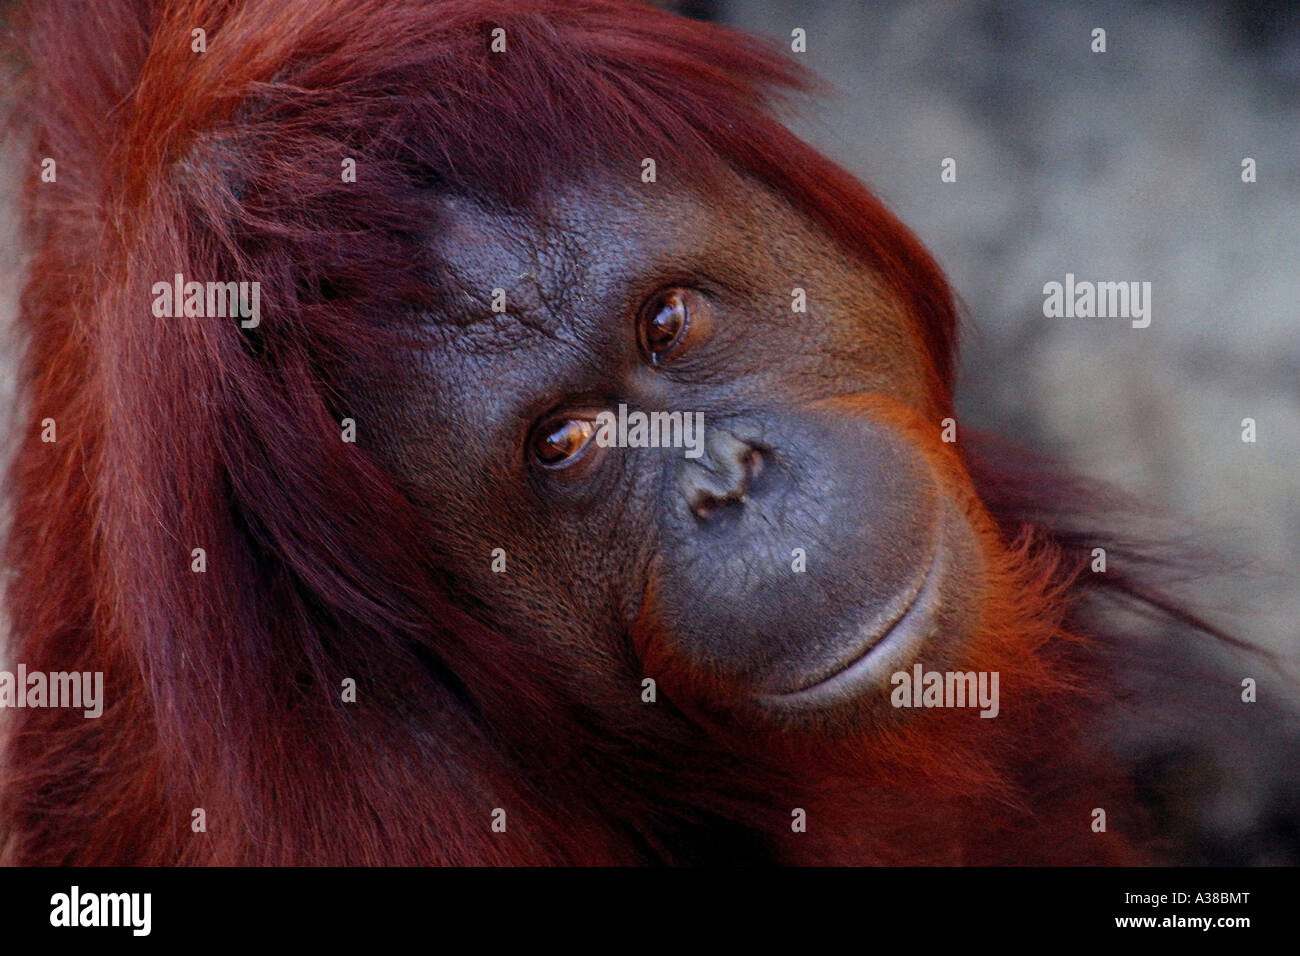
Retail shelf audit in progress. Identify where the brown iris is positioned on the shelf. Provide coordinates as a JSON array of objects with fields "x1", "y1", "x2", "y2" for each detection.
[
  {"x1": 532, "y1": 417, "x2": 598, "y2": 468},
  {"x1": 639, "y1": 289, "x2": 693, "y2": 363}
]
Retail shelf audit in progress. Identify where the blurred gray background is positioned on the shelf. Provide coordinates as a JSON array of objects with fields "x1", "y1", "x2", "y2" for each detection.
[{"x1": 686, "y1": 0, "x2": 1300, "y2": 667}]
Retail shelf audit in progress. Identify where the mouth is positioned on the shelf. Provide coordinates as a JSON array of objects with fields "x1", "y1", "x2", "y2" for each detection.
[{"x1": 756, "y1": 514, "x2": 946, "y2": 711}]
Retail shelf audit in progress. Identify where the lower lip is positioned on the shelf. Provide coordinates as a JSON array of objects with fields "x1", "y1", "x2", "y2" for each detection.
[{"x1": 757, "y1": 520, "x2": 946, "y2": 710}]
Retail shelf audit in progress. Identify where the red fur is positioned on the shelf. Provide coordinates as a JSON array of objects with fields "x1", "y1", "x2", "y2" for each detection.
[{"x1": 2, "y1": 0, "x2": 1171, "y2": 865}]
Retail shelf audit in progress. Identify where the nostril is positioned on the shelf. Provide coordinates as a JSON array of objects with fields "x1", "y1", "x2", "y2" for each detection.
[
  {"x1": 680, "y1": 431, "x2": 766, "y2": 522},
  {"x1": 691, "y1": 494, "x2": 718, "y2": 520},
  {"x1": 690, "y1": 485, "x2": 746, "y2": 521}
]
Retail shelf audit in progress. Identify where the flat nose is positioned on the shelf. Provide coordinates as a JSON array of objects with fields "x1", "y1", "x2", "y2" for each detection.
[{"x1": 679, "y1": 430, "x2": 765, "y2": 520}]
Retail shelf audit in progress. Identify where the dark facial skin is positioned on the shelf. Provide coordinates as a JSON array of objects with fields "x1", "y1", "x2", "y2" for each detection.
[{"x1": 367, "y1": 169, "x2": 988, "y2": 734}]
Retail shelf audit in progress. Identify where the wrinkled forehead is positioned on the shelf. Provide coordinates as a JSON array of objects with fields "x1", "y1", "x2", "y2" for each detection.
[{"x1": 422, "y1": 169, "x2": 830, "y2": 344}]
